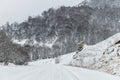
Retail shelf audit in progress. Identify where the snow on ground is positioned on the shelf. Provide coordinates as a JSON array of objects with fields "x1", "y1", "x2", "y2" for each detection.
[
  {"x1": 92, "y1": 43, "x2": 120, "y2": 76},
  {"x1": 71, "y1": 33, "x2": 120, "y2": 67},
  {"x1": 12, "y1": 36, "x2": 58, "y2": 48},
  {"x1": 29, "y1": 59, "x2": 55, "y2": 66},
  {"x1": 70, "y1": 33, "x2": 120, "y2": 76},
  {"x1": 59, "y1": 52, "x2": 75, "y2": 65},
  {"x1": 29, "y1": 52, "x2": 75, "y2": 66},
  {"x1": 0, "y1": 60, "x2": 120, "y2": 80},
  {"x1": 0, "y1": 51, "x2": 119, "y2": 80},
  {"x1": 12, "y1": 39, "x2": 29, "y2": 46},
  {"x1": 94, "y1": 33, "x2": 120, "y2": 52},
  {"x1": 4, "y1": 33, "x2": 120, "y2": 80}
]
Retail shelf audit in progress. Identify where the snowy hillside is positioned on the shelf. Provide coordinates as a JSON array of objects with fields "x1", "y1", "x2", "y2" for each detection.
[
  {"x1": 71, "y1": 33, "x2": 120, "y2": 76},
  {"x1": 1, "y1": 0, "x2": 120, "y2": 79},
  {"x1": 4, "y1": 0, "x2": 120, "y2": 61},
  {"x1": 1, "y1": 33, "x2": 120, "y2": 80},
  {"x1": 0, "y1": 59, "x2": 120, "y2": 80}
]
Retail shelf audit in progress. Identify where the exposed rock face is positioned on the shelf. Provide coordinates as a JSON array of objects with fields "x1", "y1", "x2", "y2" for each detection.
[{"x1": 93, "y1": 44, "x2": 120, "y2": 76}]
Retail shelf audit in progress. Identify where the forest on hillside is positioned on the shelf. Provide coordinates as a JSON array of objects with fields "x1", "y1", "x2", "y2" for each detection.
[{"x1": 1, "y1": 0, "x2": 120, "y2": 65}]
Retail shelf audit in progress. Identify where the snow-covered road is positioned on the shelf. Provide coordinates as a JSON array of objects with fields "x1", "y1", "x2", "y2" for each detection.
[{"x1": 0, "y1": 64, "x2": 120, "y2": 80}]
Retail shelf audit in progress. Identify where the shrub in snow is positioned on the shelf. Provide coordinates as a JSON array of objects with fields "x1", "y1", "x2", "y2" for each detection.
[{"x1": 0, "y1": 30, "x2": 30, "y2": 65}]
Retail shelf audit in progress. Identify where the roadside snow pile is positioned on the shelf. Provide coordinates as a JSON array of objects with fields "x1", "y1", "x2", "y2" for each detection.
[
  {"x1": 28, "y1": 52, "x2": 75, "y2": 66},
  {"x1": 58, "y1": 52, "x2": 75, "y2": 65},
  {"x1": 29, "y1": 59, "x2": 55, "y2": 66},
  {"x1": 0, "y1": 63, "x2": 16, "y2": 67},
  {"x1": 71, "y1": 33, "x2": 120, "y2": 76},
  {"x1": 71, "y1": 45, "x2": 102, "y2": 67}
]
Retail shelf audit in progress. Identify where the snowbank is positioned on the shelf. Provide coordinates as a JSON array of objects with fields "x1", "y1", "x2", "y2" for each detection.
[{"x1": 71, "y1": 33, "x2": 120, "y2": 76}]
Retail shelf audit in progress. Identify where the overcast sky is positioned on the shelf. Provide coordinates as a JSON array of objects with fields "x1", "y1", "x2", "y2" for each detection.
[{"x1": 0, "y1": 0, "x2": 83, "y2": 25}]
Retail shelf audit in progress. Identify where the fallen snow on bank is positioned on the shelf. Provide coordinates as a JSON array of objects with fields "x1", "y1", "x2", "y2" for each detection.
[
  {"x1": 93, "y1": 43, "x2": 120, "y2": 76},
  {"x1": 59, "y1": 52, "x2": 75, "y2": 65},
  {"x1": 71, "y1": 33, "x2": 120, "y2": 76},
  {"x1": 12, "y1": 39, "x2": 29, "y2": 46},
  {"x1": 29, "y1": 52, "x2": 75, "y2": 66}
]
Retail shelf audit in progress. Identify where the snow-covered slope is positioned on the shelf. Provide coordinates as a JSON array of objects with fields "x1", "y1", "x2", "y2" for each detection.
[
  {"x1": 71, "y1": 33, "x2": 120, "y2": 76},
  {"x1": 0, "y1": 46, "x2": 120, "y2": 80},
  {"x1": 29, "y1": 52, "x2": 75, "y2": 66},
  {"x1": 93, "y1": 43, "x2": 120, "y2": 76},
  {"x1": 0, "y1": 59, "x2": 120, "y2": 80},
  {"x1": 1, "y1": 33, "x2": 120, "y2": 80},
  {"x1": 58, "y1": 52, "x2": 75, "y2": 65}
]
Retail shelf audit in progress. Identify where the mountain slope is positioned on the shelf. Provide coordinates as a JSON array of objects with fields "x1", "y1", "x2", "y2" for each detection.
[{"x1": 1, "y1": 35, "x2": 120, "y2": 80}]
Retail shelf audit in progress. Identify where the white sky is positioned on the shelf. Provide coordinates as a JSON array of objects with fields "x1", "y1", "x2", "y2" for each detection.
[{"x1": 0, "y1": 0, "x2": 83, "y2": 25}]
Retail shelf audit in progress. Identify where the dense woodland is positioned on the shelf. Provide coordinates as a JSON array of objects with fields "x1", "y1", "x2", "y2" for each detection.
[{"x1": 1, "y1": 0, "x2": 120, "y2": 64}]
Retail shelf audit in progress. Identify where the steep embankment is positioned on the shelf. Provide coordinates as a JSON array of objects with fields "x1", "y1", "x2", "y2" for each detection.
[{"x1": 71, "y1": 33, "x2": 120, "y2": 76}]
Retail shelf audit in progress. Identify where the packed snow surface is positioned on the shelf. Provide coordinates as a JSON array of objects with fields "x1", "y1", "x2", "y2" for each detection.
[{"x1": 0, "y1": 57, "x2": 120, "y2": 80}]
